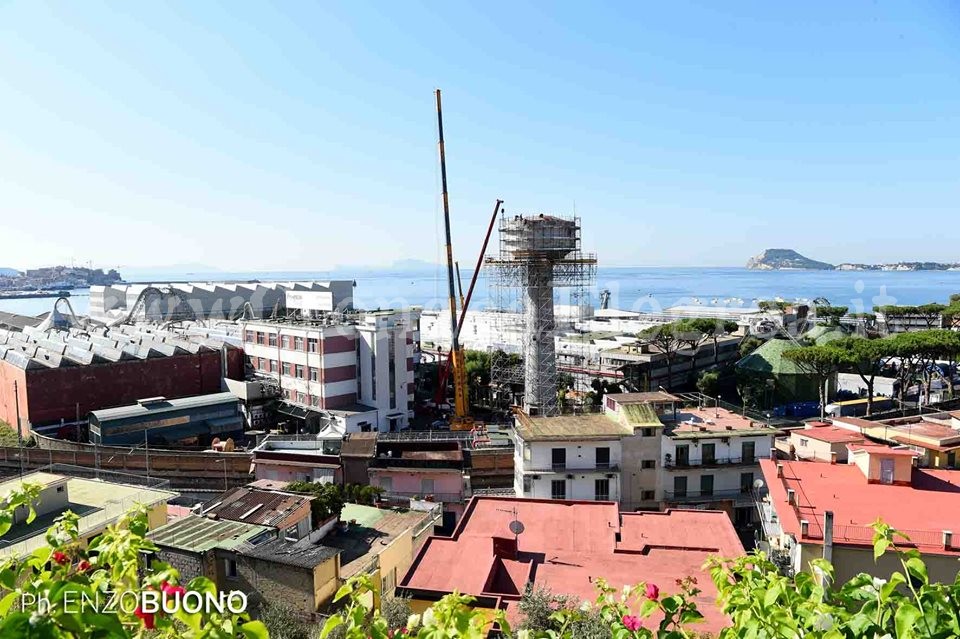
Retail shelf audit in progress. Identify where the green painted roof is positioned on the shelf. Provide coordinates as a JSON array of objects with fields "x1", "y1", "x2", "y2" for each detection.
[
  {"x1": 736, "y1": 338, "x2": 807, "y2": 376},
  {"x1": 149, "y1": 515, "x2": 273, "y2": 553},
  {"x1": 619, "y1": 402, "x2": 662, "y2": 428}
]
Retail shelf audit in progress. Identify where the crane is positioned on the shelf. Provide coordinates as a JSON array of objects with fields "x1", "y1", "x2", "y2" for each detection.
[{"x1": 434, "y1": 89, "x2": 502, "y2": 431}]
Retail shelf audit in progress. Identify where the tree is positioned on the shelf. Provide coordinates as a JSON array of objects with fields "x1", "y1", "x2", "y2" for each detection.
[
  {"x1": 638, "y1": 322, "x2": 691, "y2": 390},
  {"x1": 464, "y1": 350, "x2": 491, "y2": 408},
  {"x1": 874, "y1": 303, "x2": 946, "y2": 332},
  {"x1": 832, "y1": 337, "x2": 894, "y2": 416},
  {"x1": 782, "y1": 344, "x2": 846, "y2": 419},
  {"x1": 286, "y1": 481, "x2": 346, "y2": 525},
  {"x1": 588, "y1": 378, "x2": 622, "y2": 408},
  {"x1": 757, "y1": 300, "x2": 789, "y2": 312},
  {"x1": 678, "y1": 318, "x2": 739, "y2": 367},
  {"x1": 848, "y1": 312, "x2": 879, "y2": 337},
  {"x1": 696, "y1": 371, "x2": 720, "y2": 397},
  {"x1": 814, "y1": 305, "x2": 848, "y2": 326},
  {"x1": 737, "y1": 335, "x2": 763, "y2": 359}
]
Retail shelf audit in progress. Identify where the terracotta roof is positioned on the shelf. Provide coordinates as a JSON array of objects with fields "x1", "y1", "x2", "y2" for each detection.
[
  {"x1": 400, "y1": 497, "x2": 743, "y2": 634},
  {"x1": 760, "y1": 459, "x2": 960, "y2": 555}
]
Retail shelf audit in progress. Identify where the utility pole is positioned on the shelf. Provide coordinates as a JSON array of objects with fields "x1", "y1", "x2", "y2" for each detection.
[
  {"x1": 144, "y1": 428, "x2": 150, "y2": 481},
  {"x1": 13, "y1": 381, "x2": 23, "y2": 479}
]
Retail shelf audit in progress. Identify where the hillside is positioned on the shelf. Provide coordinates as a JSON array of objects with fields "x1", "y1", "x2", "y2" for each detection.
[
  {"x1": 746, "y1": 249, "x2": 834, "y2": 270},
  {"x1": 0, "y1": 267, "x2": 20, "y2": 277}
]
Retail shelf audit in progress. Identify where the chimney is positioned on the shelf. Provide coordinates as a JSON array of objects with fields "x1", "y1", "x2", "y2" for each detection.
[
  {"x1": 944, "y1": 531, "x2": 953, "y2": 550},
  {"x1": 800, "y1": 520, "x2": 809, "y2": 537},
  {"x1": 787, "y1": 489, "x2": 796, "y2": 505},
  {"x1": 492, "y1": 536, "x2": 518, "y2": 560},
  {"x1": 776, "y1": 464, "x2": 784, "y2": 478}
]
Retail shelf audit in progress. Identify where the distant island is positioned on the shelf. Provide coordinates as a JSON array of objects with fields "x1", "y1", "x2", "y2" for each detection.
[
  {"x1": 0, "y1": 265, "x2": 123, "y2": 291},
  {"x1": 746, "y1": 249, "x2": 960, "y2": 271},
  {"x1": 746, "y1": 249, "x2": 833, "y2": 271}
]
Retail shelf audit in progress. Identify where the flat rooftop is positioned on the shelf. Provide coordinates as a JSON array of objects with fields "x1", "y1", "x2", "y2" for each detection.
[
  {"x1": 325, "y1": 503, "x2": 435, "y2": 579},
  {"x1": 666, "y1": 406, "x2": 776, "y2": 439},
  {"x1": 794, "y1": 425, "x2": 865, "y2": 445},
  {"x1": 761, "y1": 459, "x2": 960, "y2": 555},
  {"x1": 0, "y1": 473, "x2": 176, "y2": 557},
  {"x1": 400, "y1": 497, "x2": 743, "y2": 634},
  {"x1": 514, "y1": 412, "x2": 631, "y2": 442},
  {"x1": 90, "y1": 392, "x2": 238, "y2": 422},
  {"x1": 607, "y1": 391, "x2": 682, "y2": 404},
  {"x1": 149, "y1": 515, "x2": 274, "y2": 553}
]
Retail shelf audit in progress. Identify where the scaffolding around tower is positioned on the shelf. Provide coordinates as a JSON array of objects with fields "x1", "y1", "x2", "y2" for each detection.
[{"x1": 486, "y1": 213, "x2": 596, "y2": 416}]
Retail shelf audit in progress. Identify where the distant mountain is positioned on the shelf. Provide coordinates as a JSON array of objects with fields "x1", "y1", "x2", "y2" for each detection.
[
  {"x1": 746, "y1": 249, "x2": 834, "y2": 271},
  {"x1": 0, "y1": 268, "x2": 20, "y2": 277}
]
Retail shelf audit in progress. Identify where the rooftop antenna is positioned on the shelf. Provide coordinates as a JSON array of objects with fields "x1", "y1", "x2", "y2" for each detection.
[{"x1": 497, "y1": 506, "x2": 524, "y2": 542}]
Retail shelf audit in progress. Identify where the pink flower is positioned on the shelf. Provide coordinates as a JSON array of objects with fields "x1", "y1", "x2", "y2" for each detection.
[
  {"x1": 645, "y1": 582, "x2": 660, "y2": 600},
  {"x1": 622, "y1": 614, "x2": 642, "y2": 631},
  {"x1": 52, "y1": 551, "x2": 69, "y2": 565},
  {"x1": 76, "y1": 560, "x2": 91, "y2": 572}
]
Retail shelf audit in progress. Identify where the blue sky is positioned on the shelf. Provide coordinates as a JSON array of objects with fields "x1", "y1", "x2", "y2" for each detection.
[{"x1": 1, "y1": 1, "x2": 958, "y2": 271}]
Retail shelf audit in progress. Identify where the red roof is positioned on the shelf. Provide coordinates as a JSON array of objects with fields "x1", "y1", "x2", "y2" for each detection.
[
  {"x1": 846, "y1": 443, "x2": 918, "y2": 457},
  {"x1": 796, "y1": 426, "x2": 864, "y2": 445},
  {"x1": 760, "y1": 459, "x2": 960, "y2": 555},
  {"x1": 399, "y1": 497, "x2": 744, "y2": 633}
]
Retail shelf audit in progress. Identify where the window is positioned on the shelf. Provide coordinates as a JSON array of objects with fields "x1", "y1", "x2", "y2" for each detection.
[
  {"x1": 551, "y1": 448, "x2": 566, "y2": 470},
  {"x1": 388, "y1": 335, "x2": 397, "y2": 410},
  {"x1": 641, "y1": 490, "x2": 655, "y2": 501},
  {"x1": 522, "y1": 477, "x2": 532, "y2": 494},
  {"x1": 641, "y1": 427, "x2": 656, "y2": 437},
  {"x1": 379, "y1": 477, "x2": 393, "y2": 493},
  {"x1": 702, "y1": 443, "x2": 716, "y2": 465},
  {"x1": 641, "y1": 460, "x2": 656, "y2": 469},
  {"x1": 282, "y1": 363, "x2": 292, "y2": 377},
  {"x1": 294, "y1": 336, "x2": 304, "y2": 351},
  {"x1": 799, "y1": 438, "x2": 809, "y2": 447},
  {"x1": 56, "y1": 486, "x2": 65, "y2": 493},
  {"x1": 700, "y1": 474, "x2": 714, "y2": 496},
  {"x1": 742, "y1": 441, "x2": 756, "y2": 464},
  {"x1": 256, "y1": 332, "x2": 265, "y2": 345},
  {"x1": 594, "y1": 478, "x2": 610, "y2": 501},
  {"x1": 296, "y1": 392, "x2": 305, "y2": 404},
  {"x1": 551, "y1": 480, "x2": 566, "y2": 500},
  {"x1": 673, "y1": 476, "x2": 688, "y2": 498},
  {"x1": 734, "y1": 507, "x2": 753, "y2": 527},
  {"x1": 595, "y1": 447, "x2": 610, "y2": 469},
  {"x1": 675, "y1": 445, "x2": 690, "y2": 466},
  {"x1": 740, "y1": 472, "x2": 754, "y2": 494},
  {"x1": 244, "y1": 330, "x2": 254, "y2": 342},
  {"x1": 523, "y1": 444, "x2": 531, "y2": 461},
  {"x1": 224, "y1": 559, "x2": 237, "y2": 579},
  {"x1": 421, "y1": 478, "x2": 435, "y2": 495},
  {"x1": 308, "y1": 338, "x2": 318, "y2": 353},
  {"x1": 310, "y1": 367, "x2": 319, "y2": 382},
  {"x1": 311, "y1": 395, "x2": 321, "y2": 407},
  {"x1": 270, "y1": 359, "x2": 278, "y2": 373},
  {"x1": 285, "y1": 524, "x2": 299, "y2": 541},
  {"x1": 381, "y1": 567, "x2": 397, "y2": 595},
  {"x1": 268, "y1": 333, "x2": 277, "y2": 347},
  {"x1": 281, "y1": 335, "x2": 291, "y2": 349},
  {"x1": 295, "y1": 365, "x2": 305, "y2": 379}
]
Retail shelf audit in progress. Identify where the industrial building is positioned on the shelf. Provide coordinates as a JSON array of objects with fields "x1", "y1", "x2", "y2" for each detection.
[
  {"x1": 88, "y1": 392, "x2": 244, "y2": 446},
  {"x1": 240, "y1": 309, "x2": 417, "y2": 434},
  {"x1": 89, "y1": 280, "x2": 354, "y2": 323},
  {"x1": 0, "y1": 323, "x2": 243, "y2": 433}
]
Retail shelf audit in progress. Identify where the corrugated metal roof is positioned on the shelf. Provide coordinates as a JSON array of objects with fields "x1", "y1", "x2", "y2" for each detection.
[
  {"x1": 149, "y1": 515, "x2": 273, "y2": 552},
  {"x1": 201, "y1": 487, "x2": 312, "y2": 528},
  {"x1": 238, "y1": 536, "x2": 340, "y2": 568},
  {"x1": 90, "y1": 392, "x2": 239, "y2": 421}
]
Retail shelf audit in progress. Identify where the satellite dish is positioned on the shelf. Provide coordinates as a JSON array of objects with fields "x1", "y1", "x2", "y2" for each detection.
[
  {"x1": 753, "y1": 479, "x2": 765, "y2": 490},
  {"x1": 509, "y1": 520, "x2": 525, "y2": 536}
]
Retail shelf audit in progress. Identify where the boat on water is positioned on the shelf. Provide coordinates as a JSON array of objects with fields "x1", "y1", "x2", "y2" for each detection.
[{"x1": 0, "y1": 289, "x2": 71, "y2": 300}]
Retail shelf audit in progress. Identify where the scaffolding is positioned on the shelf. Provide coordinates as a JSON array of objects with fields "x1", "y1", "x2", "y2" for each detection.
[{"x1": 487, "y1": 213, "x2": 596, "y2": 416}]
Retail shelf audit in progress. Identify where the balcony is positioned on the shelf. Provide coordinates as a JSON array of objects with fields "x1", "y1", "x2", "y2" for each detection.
[
  {"x1": 662, "y1": 488, "x2": 753, "y2": 503},
  {"x1": 662, "y1": 456, "x2": 758, "y2": 470},
  {"x1": 524, "y1": 462, "x2": 620, "y2": 474}
]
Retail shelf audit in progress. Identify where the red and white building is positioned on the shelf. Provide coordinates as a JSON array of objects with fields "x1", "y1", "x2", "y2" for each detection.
[{"x1": 240, "y1": 310, "x2": 417, "y2": 433}]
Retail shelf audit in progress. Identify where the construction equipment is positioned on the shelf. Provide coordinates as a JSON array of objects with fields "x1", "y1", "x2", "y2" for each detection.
[{"x1": 434, "y1": 89, "x2": 504, "y2": 431}]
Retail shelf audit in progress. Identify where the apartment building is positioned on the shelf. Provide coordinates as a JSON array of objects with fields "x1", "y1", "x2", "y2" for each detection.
[
  {"x1": 241, "y1": 310, "x2": 416, "y2": 433},
  {"x1": 659, "y1": 405, "x2": 778, "y2": 528},
  {"x1": 513, "y1": 412, "x2": 629, "y2": 502}
]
